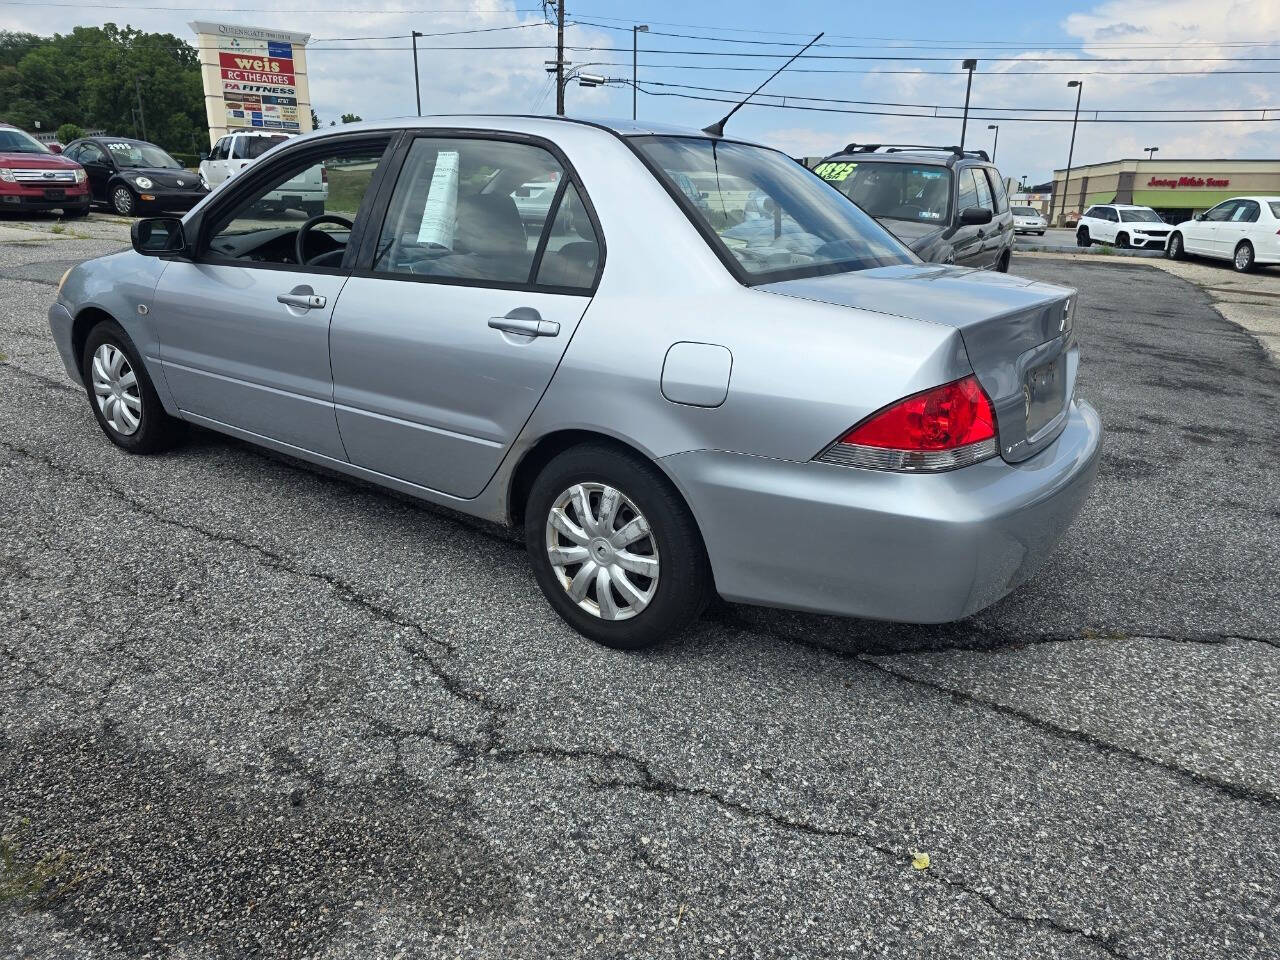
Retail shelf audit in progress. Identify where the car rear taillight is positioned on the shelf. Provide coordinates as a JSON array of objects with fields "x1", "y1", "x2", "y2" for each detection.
[{"x1": 816, "y1": 375, "x2": 999, "y2": 473}]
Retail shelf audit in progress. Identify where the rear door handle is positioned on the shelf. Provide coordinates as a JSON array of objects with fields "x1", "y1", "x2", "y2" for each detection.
[
  {"x1": 488, "y1": 313, "x2": 559, "y2": 338},
  {"x1": 277, "y1": 292, "x2": 326, "y2": 309}
]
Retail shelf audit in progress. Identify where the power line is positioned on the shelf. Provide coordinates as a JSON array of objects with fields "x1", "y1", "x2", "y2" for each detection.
[
  {"x1": 622, "y1": 83, "x2": 1280, "y2": 123},
  {"x1": 628, "y1": 79, "x2": 1279, "y2": 115},
  {"x1": 565, "y1": 60, "x2": 1280, "y2": 77}
]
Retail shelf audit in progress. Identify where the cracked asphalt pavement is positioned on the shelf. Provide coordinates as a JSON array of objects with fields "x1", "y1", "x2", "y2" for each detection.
[{"x1": 1, "y1": 222, "x2": 1278, "y2": 959}]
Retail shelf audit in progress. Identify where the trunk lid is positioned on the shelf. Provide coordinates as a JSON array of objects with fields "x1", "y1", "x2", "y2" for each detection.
[{"x1": 760, "y1": 263, "x2": 1078, "y2": 463}]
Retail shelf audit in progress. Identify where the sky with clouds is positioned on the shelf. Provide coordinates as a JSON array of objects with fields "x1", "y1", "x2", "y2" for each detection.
[{"x1": 3, "y1": 0, "x2": 1277, "y2": 184}]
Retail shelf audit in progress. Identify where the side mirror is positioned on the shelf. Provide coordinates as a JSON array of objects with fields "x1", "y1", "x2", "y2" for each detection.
[
  {"x1": 959, "y1": 206, "x2": 993, "y2": 226},
  {"x1": 48, "y1": 142, "x2": 64, "y2": 154},
  {"x1": 131, "y1": 217, "x2": 189, "y2": 258},
  {"x1": 199, "y1": 152, "x2": 210, "y2": 162},
  {"x1": 1193, "y1": 213, "x2": 1205, "y2": 221}
]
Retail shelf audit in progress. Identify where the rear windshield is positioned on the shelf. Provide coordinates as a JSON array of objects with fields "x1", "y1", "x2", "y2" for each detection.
[
  {"x1": 1012, "y1": 206, "x2": 1040, "y2": 217},
  {"x1": 0, "y1": 128, "x2": 50, "y2": 154},
  {"x1": 1120, "y1": 208, "x2": 1163, "y2": 223},
  {"x1": 815, "y1": 160, "x2": 953, "y2": 225},
  {"x1": 633, "y1": 136, "x2": 911, "y2": 284}
]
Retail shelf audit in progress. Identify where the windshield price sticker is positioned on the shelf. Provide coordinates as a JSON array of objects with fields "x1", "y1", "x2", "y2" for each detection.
[{"x1": 814, "y1": 161, "x2": 857, "y2": 182}]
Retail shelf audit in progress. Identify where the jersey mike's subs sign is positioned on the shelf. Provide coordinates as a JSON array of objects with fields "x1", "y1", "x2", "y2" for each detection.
[
  {"x1": 1147, "y1": 175, "x2": 1230, "y2": 189},
  {"x1": 191, "y1": 21, "x2": 312, "y2": 142}
]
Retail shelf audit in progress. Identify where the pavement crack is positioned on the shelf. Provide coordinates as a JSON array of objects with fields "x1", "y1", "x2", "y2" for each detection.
[{"x1": 857, "y1": 655, "x2": 1280, "y2": 809}]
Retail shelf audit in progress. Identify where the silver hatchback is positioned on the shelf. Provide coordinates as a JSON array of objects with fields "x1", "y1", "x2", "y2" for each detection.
[{"x1": 50, "y1": 117, "x2": 1101, "y2": 649}]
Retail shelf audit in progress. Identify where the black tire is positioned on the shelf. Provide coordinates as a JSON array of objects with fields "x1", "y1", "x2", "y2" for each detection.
[
  {"x1": 1036, "y1": 230, "x2": 1045, "y2": 236},
  {"x1": 1233, "y1": 241, "x2": 1255, "y2": 273},
  {"x1": 995, "y1": 248, "x2": 1011, "y2": 273},
  {"x1": 62, "y1": 205, "x2": 90, "y2": 219},
  {"x1": 1116, "y1": 232, "x2": 1129, "y2": 249},
  {"x1": 1167, "y1": 232, "x2": 1185, "y2": 260},
  {"x1": 1076, "y1": 228, "x2": 1092, "y2": 248},
  {"x1": 110, "y1": 184, "x2": 138, "y2": 217},
  {"x1": 524, "y1": 444, "x2": 712, "y2": 650},
  {"x1": 81, "y1": 320, "x2": 185, "y2": 454}
]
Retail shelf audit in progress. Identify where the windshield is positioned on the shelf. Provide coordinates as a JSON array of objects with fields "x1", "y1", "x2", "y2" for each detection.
[
  {"x1": 1012, "y1": 206, "x2": 1041, "y2": 217},
  {"x1": 814, "y1": 160, "x2": 952, "y2": 225},
  {"x1": 106, "y1": 140, "x2": 181, "y2": 169},
  {"x1": 0, "y1": 128, "x2": 51, "y2": 154},
  {"x1": 1119, "y1": 208, "x2": 1162, "y2": 223},
  {"x1": 634, "y1": 137, "x2": 911, "y2": 283}
]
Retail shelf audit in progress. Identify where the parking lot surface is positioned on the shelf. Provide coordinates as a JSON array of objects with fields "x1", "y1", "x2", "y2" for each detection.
[{"x1": 1, "y1": 216, "x2": 1278, "y2": 959}]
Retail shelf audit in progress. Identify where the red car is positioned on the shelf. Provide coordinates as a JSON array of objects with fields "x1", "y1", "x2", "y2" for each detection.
[{"x1": 0, "y1": 124, "x2": 91, "y2": 216}]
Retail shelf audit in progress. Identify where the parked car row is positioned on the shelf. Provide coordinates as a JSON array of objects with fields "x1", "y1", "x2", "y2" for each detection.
[{"x1": 50, "y1": 116, "x2": 1101, "y2": 649}]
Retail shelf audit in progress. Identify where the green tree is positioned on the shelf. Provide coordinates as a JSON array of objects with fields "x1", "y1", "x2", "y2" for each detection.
[
  {"x1": 56, "y1": 122, "x2": 83, "y2": 143},
  {"x1": 340, "y1": 113, "x2": 362, "y2": 124},
  {"x1": 310, "y1": 107, "x2": 320, "y2": 129}
]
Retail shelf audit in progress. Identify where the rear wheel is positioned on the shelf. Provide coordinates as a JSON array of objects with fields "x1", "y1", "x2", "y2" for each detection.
[
  {"x1": 1233, "y1": 241, "x2": 1255, "y2": 273},
  {"x1": 1167, "y1": 232, "x2": 1185, "y2": 260},
  {"x1": 525, "y1": 444, "x2": 712, "y2": 649},
  {"x1": 82, "y1": 321, "x2": 185, "y2": 454},
  {"x1": 1076, "y1": 228, "x2": 1092, "y2": 248}
]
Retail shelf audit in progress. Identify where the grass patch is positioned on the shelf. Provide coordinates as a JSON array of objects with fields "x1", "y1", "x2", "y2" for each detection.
[
  {"x1": 0, "y1": 823, "x2": 68, "y2": 906},
  {"x1": 325, "y1": 167, "x2": 375, "y2": 218},
  {"x1": 49, "y1": 224, "x2": 66, "y2": 235}
]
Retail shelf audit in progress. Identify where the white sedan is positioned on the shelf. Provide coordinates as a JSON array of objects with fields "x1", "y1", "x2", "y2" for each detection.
[
  {"x1": 1011, "y1": 205, "x2": 1047, "y2": 235},
  {"x1": 1167, "y1": 196, "x2": 1280, "y2": 272}
]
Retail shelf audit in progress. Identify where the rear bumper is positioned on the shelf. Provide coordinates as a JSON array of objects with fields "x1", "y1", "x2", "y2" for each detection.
[{"x1": 663, "y1": 399, "x2": 1102, "y2": 623}]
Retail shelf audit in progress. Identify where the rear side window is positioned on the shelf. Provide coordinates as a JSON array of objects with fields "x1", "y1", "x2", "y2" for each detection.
[
  {"x1": 1269, "y1": 202, "x2": 1280, "y2": 218},
  {"x1": 373, "y1": 136, "x2": 597, "y2": 290},
  {"x1": 1104, "y1": 208, "x2": 1120, "y2": 222},
  {"x1": 1232, "y1": 200, "x2": 1260, "y2": 223}
]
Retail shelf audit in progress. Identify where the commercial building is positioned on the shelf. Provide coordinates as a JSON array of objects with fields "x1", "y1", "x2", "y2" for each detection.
[{"x1": 1048, "y1": 158, "x2": 1280, "y2": 226}]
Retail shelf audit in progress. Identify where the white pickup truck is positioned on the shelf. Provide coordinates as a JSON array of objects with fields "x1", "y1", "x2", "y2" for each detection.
[{"x1": 199, "y1": 131, "x2": 328, "y2": 216}]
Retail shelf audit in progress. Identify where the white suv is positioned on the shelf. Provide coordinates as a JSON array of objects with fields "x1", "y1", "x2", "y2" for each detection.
[
  {"x1": 1076, "y1": 204, "x2": 1171, "y2": 250},
  {"x1": 199, "y1": 131, "x2": 328, "y2": 217}
]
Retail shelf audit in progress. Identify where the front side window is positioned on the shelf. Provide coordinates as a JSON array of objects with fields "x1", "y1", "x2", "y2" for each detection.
[
  {"x1": 971, "y1": 167, "x2": 994, "y2": 211},
  {"x1": 818, "y1": 160, "x2": 953, "y2": 226},
  {"x1": 0, "y1": 128, "x2": 50, "y2": 154},
  {"x1": 635, "y1": 137, "x2": 910, "y2": 283},
  {"x1": 373, "y1": 136, "x2": 579, "y2": 286},
  {"x1": 1119, "y1": 208, "x2": 1162, "y2": 223},
  {"x1": 1104, "y1": 208, "x2": 1120, "y2": 222},
  {"x1": 1204, "y1": 201, "x2": 1238, "y2": 222},
  {"x1": 205, "y1": 138, "x2": 390, "y2": 267},
  {"x1": 106, "y1": 140, "x2": 180, "y2": 169}
]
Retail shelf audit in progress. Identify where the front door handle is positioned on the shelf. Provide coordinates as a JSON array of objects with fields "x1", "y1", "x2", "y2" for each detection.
[
  {"x1": 277, "y1": 292, "x2": 326, "y2": 310},
  {"x1": 488, "y1": 310, "x2": 559, "y2": 338}
]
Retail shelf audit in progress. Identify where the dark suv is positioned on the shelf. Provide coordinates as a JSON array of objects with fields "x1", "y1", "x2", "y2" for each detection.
[{"x1": 812, "y1": 144, "x2": 1015, "y2": 271}]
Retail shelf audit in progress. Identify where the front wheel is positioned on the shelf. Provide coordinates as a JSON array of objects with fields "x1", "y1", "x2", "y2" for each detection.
[
  {"x1": 1233, "y1": 241, "x2": 1255, "y2": 273},
  {"x1": 525, "y1": 444, "x2": 712, "y2": 649},
  {"x1": 1076, "y1": 228, "x2": 1092, "y2": 248},
  {"x1": 1167, "y1": 232, "x2": 1185, "y2": 260},
  {"x1": 111, "y1": 185, "x2": 138, "y2": 217},
  {"x1": 1116, "y1": 232, "x2": 1129, "y2": 249},
  {"x1": 995, "y1": 249, "x2": 1011, "y2": 273},
  {"x1": 82, "y1": 321, "x2": 185, "y2": 454}
]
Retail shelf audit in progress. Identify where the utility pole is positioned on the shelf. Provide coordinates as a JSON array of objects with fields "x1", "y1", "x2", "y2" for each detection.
[
  {"x1": 412, "y1": 31, "x2": 423, "y2": 115},
  {"x1": 959, "y1": 59, "x2": 976, "y2": 149},
  {"x1": 987, "y1": 123, "x2": 999, "y2": 161},
  {"x1": 135, "y1": 76, "x2": 147, "y2": 142},
  {"x1": 1053, "y1": 79, "x2": 1084, "y2": 227},
  {"x1": 632, "y1": 24, "x2": 648, "y2": 120},
  {"x1": 555, "y1": 0, "x2": 566, "y2": 116}
]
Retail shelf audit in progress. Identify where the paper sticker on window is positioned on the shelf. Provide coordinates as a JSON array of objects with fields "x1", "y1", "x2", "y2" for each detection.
[
  {"x1": 814, "y1": 161, "x2": 856, "y2": 182},
  {"x1": 418, "y1": 150, "x2": 460, "y2": 247}
]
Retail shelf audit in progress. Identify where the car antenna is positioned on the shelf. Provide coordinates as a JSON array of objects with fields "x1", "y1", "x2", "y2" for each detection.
[{"x1": 701, "y1": 32, "x2": 824, "y2": 137}]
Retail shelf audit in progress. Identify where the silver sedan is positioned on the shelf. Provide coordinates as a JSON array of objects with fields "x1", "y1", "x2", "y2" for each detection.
[{"x1": 49, "y1": 116, "x2": 1101, "y2": 649}]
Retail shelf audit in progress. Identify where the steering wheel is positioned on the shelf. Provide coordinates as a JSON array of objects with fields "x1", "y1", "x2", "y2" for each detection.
[{"x1": 295, "y1": 213, "x2": 354, "y2": 267}]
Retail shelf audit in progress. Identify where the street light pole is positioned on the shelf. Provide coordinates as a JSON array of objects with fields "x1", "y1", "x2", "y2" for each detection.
[
  {"x1": 632, "y1": 24, "x2": 648, "y2": 121},
  {"x1": 959, "y1": 59, "x2": 977, "y2": 148},
  {"x1": 1145, "y1": 146, "x2": 1159, "y2": 159},
  {"x1": 1054, "y1": 79, "x2": 1083, "y2": 227},
  {"x1": 412, "y1": 31, "x2": 423, "y2": 116},
  {"x1": 987, "y1": 123, "x2": 999, "y2": 161}
]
